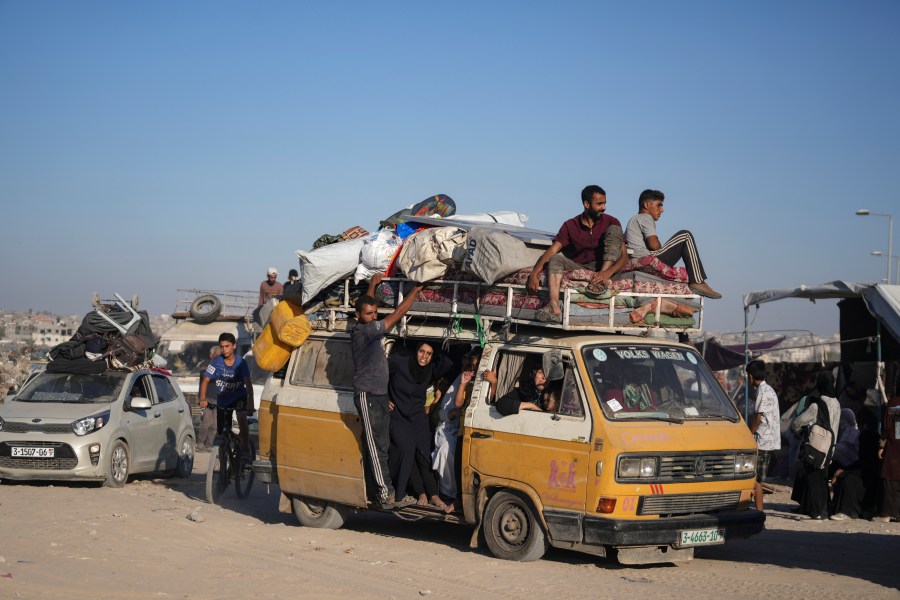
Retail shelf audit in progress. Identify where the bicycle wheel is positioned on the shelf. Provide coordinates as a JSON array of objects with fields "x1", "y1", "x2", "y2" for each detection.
[
  {"x1": 205, "y1": 442, "x2": 230, "y2": 504},
  {"x1": 234, "y1": 438, "x2": 256, "y2": 498}
]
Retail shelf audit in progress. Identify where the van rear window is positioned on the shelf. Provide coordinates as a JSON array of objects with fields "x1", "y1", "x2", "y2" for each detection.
[{"x1": 289, "y1": 338, "x2": 354, "y2": 390}]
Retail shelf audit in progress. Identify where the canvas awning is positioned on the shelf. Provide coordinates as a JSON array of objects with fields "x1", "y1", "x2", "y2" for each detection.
[{"x1": 743, "y1": 281, "x2": 900, "y2": 345}]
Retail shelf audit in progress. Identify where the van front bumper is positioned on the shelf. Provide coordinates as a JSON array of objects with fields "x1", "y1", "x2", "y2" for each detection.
[{"x1": 544, "y1": 509, "x2": 765, "y2": 547}]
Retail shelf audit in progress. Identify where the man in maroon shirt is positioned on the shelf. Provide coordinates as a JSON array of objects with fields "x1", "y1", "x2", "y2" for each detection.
[{"x1": 527, "y1": 185, "x2": 626, "y2": 323}]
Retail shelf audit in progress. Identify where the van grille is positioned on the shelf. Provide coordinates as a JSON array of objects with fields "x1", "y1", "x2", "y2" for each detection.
[
  {"x1": 639, "y1": 491, "x2": 741, "y2": 516},
  {"x1": 617, "y1": 451, "x2": 754, "y2": 484},
  {"x1": 0, "y1": 441, "x2": 78, "y2": 470},
  {"x1": 659, "y1": 453, "x2": 737, "y2": 481}
]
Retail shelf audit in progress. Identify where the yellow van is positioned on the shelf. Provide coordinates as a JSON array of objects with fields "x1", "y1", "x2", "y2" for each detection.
[{"x1": 253, "y1": 317, "x2": 764, "y2": 565}]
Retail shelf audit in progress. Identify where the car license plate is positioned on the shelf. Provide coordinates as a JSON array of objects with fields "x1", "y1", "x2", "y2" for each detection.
[
  {"x1": 11, "y1": 447, "x2": 55, "y2": 458},
  {"x1": 677, "y1": 528, "x2": 724, "y2": 548}
]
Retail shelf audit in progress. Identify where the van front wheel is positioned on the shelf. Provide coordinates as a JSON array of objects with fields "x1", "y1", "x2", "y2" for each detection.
[
  {"x1": 483, "y1": 491, "x2": 548, "y2": 562},
  {"x1": 291, "y1": 495, "x2": 349, "y2": 529}
]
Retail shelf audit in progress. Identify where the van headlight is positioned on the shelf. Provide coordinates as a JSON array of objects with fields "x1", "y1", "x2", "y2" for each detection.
[
  {"x1": 618, "y1": 456, "x2": 658, "y2": 479},
  {"x1": 72, "y1": 411, "x2": 110, "y2": 436},
  {"x1": 734, "y1": 452, "x2": 757, "y2": 475}
]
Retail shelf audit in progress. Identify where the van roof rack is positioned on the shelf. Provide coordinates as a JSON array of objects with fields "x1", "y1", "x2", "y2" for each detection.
[{"x1": 303, "y1": 276, "x2": 703, "y2": 336}]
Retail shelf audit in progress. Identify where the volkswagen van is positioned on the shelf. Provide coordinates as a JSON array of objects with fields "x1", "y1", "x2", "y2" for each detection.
[{"x1": 253, "y1": 318, "x2": 764, "y2": 564}]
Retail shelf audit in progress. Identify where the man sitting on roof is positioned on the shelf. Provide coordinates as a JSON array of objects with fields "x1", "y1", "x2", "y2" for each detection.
[
  {"x1": 625, "y1": 189, "x2": 722, "y2": 299},
  {"x1": 527, "y1": 185, "x2": 627, "y2": 323}
]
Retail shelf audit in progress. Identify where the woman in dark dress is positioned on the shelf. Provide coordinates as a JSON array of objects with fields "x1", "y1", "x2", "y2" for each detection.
[
  {"x1": 388, "y1": 341, "x2": 453, "y2": 511},
  {"x1": 876, "y1": 392, "x2": 900, "y2": 522},
  {"x1": 829, "y1": 408, "x2": 864, "y2": 520}
]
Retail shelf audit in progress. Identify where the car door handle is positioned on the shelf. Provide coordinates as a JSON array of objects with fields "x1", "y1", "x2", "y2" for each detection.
[
  {"x1": 178, "y1": 408, "x2": 185, "y2": 413},
  {"x1": 471, "y1": 432, "x2": 492, "y2": 439},
  {"x1": 153, "y1": 412, "x2": 162, "y2": 419}
]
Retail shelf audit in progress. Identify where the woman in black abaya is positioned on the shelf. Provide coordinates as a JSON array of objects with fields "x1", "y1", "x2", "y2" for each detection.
[{"x1": 388, "y1": 341, "x2": 453, "y2": 511}]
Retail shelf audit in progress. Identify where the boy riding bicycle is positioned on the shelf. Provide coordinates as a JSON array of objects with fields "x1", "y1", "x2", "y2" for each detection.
[{"x1": 199, "y1": 332, "x2": 255, "y2": 456}]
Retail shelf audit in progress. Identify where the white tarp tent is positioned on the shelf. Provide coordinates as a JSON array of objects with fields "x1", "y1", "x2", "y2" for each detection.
[
  {"x1": 743, "y1": 281, "x2": 900, "y2": 343},
  {"x1": 740, "y1": 281, "x2": 900, "y2": 421}
]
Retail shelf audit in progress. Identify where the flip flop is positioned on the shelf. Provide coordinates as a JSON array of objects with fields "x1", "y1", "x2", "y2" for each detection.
[{"x1": 535, "y1": 308, "x2": 561, "y2": 324}]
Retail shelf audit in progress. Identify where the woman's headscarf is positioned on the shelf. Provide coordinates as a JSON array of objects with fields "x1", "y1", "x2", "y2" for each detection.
[
  {"x1": 812, "y1": 370, "x2": 835, "y2": 397},
  {"x1": 408, "y1": 341, "x2": 434, "y2": 385}
]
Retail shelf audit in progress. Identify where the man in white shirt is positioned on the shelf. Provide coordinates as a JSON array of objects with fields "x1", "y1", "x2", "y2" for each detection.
[{"x1": 747, "y1": 359, "x2": 781, "y2": 510}]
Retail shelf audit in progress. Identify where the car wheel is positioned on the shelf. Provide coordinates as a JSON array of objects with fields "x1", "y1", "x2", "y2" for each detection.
[
  {"x1": 291, "y1": 495, "x2": 349, "y2": 529},
  {"x1": 175, "y1": 435, "x2": 194, "y2": 478},
  {"x1": 190, "y1": 294, "x2": 222, "y2": 324},
  {"x1": 482, "y1": 491, "x2": 548, "y2": 562},
  {"x1": 205, "y1": 443, "x2": 228, "y2": 504},
  {"x1": 104, "y1": 440, "x2": 129, "y2": 488}
]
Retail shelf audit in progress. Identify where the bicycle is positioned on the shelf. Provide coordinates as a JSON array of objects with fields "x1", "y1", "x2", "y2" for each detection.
[{"x1": 204, "y1": 403, "x2": 256, "y2": 504}]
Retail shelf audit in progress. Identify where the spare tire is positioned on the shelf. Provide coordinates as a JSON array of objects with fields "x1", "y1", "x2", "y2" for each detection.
[{"x1": 190, "y1": 294, "x2": 222, "y2": 324}]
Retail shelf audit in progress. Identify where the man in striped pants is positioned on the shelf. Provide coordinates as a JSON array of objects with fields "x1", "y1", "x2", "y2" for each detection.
[
  {"x1": 624, "y1": 189, "x2": 722, "y2": 299},
  {"x1": 352, "y1": 273, "x2": 423, "y2": 509}
]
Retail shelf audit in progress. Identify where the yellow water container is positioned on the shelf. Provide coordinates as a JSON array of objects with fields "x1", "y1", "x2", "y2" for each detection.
[
  {"x1": 270, "y1": 300, "x2": 312, "y2": 347},
  {"x1": 252, "y1": 323, "x2": 292, "y2": 372}
]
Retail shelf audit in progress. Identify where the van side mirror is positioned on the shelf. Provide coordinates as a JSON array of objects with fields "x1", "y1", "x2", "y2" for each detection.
[
  {"x1": 543, "y1": 350, "x2": 564, "y2": 381},
  {"x1": 130, "y1": 397, "x2": 152, "y2": 410}
]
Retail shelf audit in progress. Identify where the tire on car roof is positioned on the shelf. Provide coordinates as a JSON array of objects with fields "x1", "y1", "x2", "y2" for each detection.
[{"x1": 190, "y1": 294, "x2": 222, "y2": 324}]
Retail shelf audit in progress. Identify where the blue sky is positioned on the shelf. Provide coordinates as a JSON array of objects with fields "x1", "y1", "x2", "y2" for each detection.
[{"x1": 1, "y1": 1, "x2": 898, "y2": 336}]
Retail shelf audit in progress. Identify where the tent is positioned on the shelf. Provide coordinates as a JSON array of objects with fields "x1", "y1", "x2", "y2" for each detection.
[{"x1": 741, "y1": 280, "x2": 900, "y2": 423}]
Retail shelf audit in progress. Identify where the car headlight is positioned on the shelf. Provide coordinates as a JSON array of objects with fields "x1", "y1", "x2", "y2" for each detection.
[
  {"x1": 72, "y1": 411, "x2": 110, "y2": 436},
  {"x1": 734, "y1": 452, "x2": 757, "y2": 475},
  {"x1": 618, "y1": 456, "x2": 658, "y2": 479}
]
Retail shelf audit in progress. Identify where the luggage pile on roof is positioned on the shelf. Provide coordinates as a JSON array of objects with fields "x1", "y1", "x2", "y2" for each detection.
[
  {"x1": 250, "y1": 194, "x2": 703, "y2": 373},
  {"x1": 46, "y1": 293, "x2": 160, "y2": 374}
]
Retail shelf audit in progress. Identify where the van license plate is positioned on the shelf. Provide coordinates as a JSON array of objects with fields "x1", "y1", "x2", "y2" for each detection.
[
  {"x1": 677, "y1": 528, "x2": 724, "y2": 548},
  {"x1": 11, "y1": 447, "x2": 55, "y2": 458}
]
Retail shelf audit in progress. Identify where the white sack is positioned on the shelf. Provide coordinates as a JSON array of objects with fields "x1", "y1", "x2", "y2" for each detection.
[
  {"x1": 354, "y1": 229, "x2": 402, "y2": 283},
  {"x1": 296, "y1": 238, "x2": 366, "y2": 304},
  {"x1": 396, "y1": 226, "x2": 467, "y2": 282}
]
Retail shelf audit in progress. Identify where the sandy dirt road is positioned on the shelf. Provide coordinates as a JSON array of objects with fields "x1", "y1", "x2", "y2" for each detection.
[{"x1": 1, "y1": 454, "x2": 898, "y2": 600}]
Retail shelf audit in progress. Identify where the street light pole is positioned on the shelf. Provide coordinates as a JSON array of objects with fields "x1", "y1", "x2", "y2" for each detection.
[
  {"x1": 871, "y1": 251, "x2": 900, "y2": 285},
  {"x1": 857, "y1": 210, "x2": 894, "y2": 284}
]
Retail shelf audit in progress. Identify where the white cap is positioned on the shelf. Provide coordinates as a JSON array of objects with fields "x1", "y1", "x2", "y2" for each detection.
[{"x1": 267, "y1": 267, "x2": 278, "y2": 276}]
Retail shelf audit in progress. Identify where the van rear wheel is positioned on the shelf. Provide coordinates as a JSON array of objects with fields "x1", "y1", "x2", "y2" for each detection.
[
  {"x1": 291, "y1": 495, "x2": 349, "y2": 529},
  {"x1": 483, "y1": 491, "x2": 548, "y2": 562}
]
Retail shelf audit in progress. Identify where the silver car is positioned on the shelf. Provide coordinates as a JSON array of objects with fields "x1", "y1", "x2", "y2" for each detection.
[{"x1": 0, "y1": 369, "x2": 195, "y2": 486}]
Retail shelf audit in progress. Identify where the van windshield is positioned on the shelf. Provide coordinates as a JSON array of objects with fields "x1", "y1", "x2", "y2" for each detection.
[
  {"x1": 582, "y1": 344, "x2": 740, "y2": 423},
  {"x1": 156, "y1": 341, "x2": 218, "y2": 376},
  {"x1": 15, "y1": 372, "x2": 126, "y2": 404}
]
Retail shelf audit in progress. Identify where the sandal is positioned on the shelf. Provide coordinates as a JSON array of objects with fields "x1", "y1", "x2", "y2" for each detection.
[{"x1": 535, "y1": 308, "x2": 561, "y2": 324}]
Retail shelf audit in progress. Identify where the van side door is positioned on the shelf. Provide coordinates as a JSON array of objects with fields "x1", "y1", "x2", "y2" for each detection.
[
  {"x1": 466, "y1": 347, "x2": 593, "y2": 519},
  {"x1": 276, "y1": 336, "x2": 366, "y2": 506}
]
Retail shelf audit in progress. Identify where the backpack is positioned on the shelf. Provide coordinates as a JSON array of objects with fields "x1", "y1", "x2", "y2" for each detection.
[{"x1": 798, "y1": 396, "x2": 835, "y2": 470}]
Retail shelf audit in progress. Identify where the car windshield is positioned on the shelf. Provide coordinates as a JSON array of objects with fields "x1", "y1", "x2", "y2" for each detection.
[
  {"x1": 14, "y1": 372, "x2": 126, "y2": 404},
  {"x1": 156, "y1": 340, "x2": 218, "y2": 376},
  {"x1": 582, "y1": 344, "x2": 740, "y2": 423}
]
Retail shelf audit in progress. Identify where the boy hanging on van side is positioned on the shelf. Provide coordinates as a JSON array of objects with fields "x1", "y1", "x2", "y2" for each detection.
[{"x1": 352, "y1": 273, "x2": 424, "y2": 510}]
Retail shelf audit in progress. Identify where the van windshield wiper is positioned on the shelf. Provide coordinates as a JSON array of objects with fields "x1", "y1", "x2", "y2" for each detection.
[
  {"x1": 694, "y1": 412, "x2": 740, "y2": 423},
  {"x1": 617, "y1": 414, "x2": 684, "y2": 424}
]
